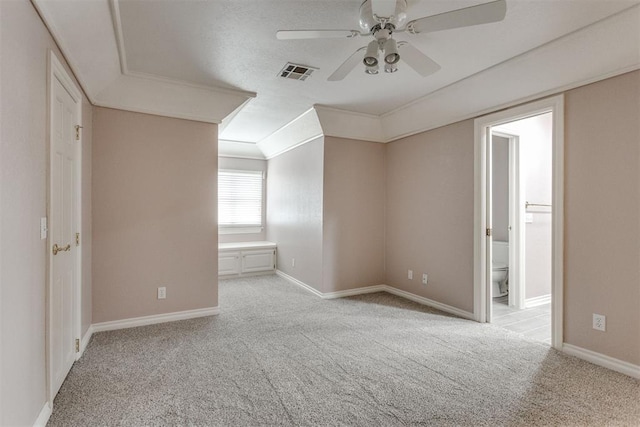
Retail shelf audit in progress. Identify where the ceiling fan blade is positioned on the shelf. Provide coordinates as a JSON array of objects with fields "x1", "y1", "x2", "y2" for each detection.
[
  {"x1": 371, "y1": 0, "x2": 397, "y2": 19},
  {"x1": 276, "y1": 30, "x2": 361, "y2": 40},
  {"x1": 398, "y1": 42, "x2": 441, "y2": 77},
  {"x1": 328, "y1": 47, "x2": 366, "y2": 82},
  {"x1": 407, "y1": 0, "x2": 506, "y2": 34}
]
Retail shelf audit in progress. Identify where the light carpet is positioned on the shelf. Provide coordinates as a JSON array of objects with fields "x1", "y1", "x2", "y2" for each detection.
[{"x1": 49, "y1": 275, "x2": 640, "y2": 426}]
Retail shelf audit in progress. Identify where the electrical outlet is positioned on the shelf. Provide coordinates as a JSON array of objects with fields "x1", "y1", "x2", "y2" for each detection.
[
  {"x1": 157, "y1": 287, "x2": 167, "y2": 300},
  {"x1": 292, "y1": 258, "x2": 296, "y2": 268},
  {"x1": 422, "y1": 273, "x2": 428, "y2": 285},
  {"x1": 408, "y1": 270, "x2": 413, "y2": 280},
  {"x1": 593, "y1": 313, "x2": 606, "y2": 331}
]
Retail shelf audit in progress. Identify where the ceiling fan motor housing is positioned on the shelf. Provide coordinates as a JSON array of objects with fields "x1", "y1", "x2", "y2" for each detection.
[{"x1": 359, "y1": 0, "x2": 408, "y2": 33}]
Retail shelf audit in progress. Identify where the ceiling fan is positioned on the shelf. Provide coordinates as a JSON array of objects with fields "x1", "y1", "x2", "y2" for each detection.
[{"x1": 276, "y1": 0, "x2": 507, "y2": 81}]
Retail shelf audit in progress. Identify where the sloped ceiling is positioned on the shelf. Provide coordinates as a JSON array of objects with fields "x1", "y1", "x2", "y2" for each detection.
[{"x1": 34, "y1": 0, "x2": 640, "y2": 157}]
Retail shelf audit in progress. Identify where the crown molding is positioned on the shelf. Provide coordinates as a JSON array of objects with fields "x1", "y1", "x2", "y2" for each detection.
[
  {"x1": 380, "y1": 5, "x2": 640, "y2": 141},
  {"x1": 257, "y1": 108, "x2": 324, "y2": 159},
  {"x1": 314, "y1": 105, "x2": 386, "y2": 143},
  {"x1": 219, "y1": 140, "x2": 266, "y2": 160}
]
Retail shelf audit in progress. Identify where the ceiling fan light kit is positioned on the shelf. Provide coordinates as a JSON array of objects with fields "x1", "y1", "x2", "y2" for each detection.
[
  {"x1": 277, "y1": 0, "x2": 507, "y2": 81},
  {"x1": 364, "y1": 40, "x2": 380, "y2": 67},
  {"x1": 384, "y1": 38, "x2": 400, "y2": 65}
]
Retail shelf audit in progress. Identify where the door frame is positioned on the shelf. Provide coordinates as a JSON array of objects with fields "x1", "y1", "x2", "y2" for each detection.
[
  {"x1": 47, "y1": 50, "x2": 83, "y2": 406},
  {"x1": 473, "y1": 95, "x2": 564, "y2": 350},
  {"x1": 490, "y1": 130, "x2": 525, "y2": 310}
]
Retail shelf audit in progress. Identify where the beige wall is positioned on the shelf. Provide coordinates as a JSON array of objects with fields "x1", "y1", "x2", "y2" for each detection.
[
  {"x1": 385, "y1": 120, "x2": 475, "y2": 313},
  {"x1": 92, "y1": 107, "x2": 218, "y2": 323},
  {"x1": 266, "y1": 138, "x2": 324, "y2": 291},
  {"x1": 323, "y1": 137, "x2": 386, "y2": 293},
  {"x1": 218, "y1": 156, "x2": 267, "y2": 244},
  {"x1": 0, "y1": 1, "x2": 92, "y2": 424},
  {"x1": 564, "y1": 71, "x2": 640, "y2": 365}
]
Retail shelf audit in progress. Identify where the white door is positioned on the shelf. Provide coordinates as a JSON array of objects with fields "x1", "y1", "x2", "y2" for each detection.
[{"x1": 50, "y1": 75, "x2": 78, "y2": 397}]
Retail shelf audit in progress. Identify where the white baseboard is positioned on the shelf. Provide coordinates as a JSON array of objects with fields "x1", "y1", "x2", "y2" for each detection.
[
  {"x1": 276, "y1": 270, "x2": 474, "y2": 320},
  {"x1": 92, "y1": 307, "x2": 220, "y2": 333},
  {"x1": 562, "y1": 343, "x2": 640, "y2": 379},
  {"x1": 525, "y1": 294, "x2": 551, "y2": 308},
  {"x1": 276, "y1": 270, "x2": 324, "y2": 298},
  {"x1": 219, "y1": 271, "x2": 276, "y2": 280},
  {"x1": 383, "y1": 286, "x2": 475, "y2": 320},
  {"x1": 33, "y1": 402, "x2": 52, "y2": 427},
  {"x1": 321, "y1": 285, "x2": 388, "y2": 299}
]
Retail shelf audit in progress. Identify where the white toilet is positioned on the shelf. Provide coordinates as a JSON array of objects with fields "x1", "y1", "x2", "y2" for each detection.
[{"x1": 492, "y1": 241, "x2": 509, "y2": 297}]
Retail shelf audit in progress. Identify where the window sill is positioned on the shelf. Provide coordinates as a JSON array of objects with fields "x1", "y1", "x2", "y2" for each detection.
[{"x1": 219, "y1": 227, "x2": 264, "y2": 235}]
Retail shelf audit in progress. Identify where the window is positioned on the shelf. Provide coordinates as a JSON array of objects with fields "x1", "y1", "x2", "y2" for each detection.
[{"x1": 218, "y1": 169, "x2": 264, "y2": 233}]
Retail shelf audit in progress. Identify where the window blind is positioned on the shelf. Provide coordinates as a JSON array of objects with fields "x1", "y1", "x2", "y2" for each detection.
[{"x1": 218, "y1": 169, "x2": 263, "y2": 227}]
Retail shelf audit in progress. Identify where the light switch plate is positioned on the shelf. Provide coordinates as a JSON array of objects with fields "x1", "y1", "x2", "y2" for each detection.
[{"x1": 40, "y1": 217, "x2": 48, "y2": 240}]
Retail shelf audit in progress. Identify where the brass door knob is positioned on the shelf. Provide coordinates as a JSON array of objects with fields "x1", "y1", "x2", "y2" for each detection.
[{"x1": 52, "y1": 243, "x2": 71, "y2": 255}]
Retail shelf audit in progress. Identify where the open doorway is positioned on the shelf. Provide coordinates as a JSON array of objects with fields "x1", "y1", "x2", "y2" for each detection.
[
  {"x1": 474, "y1": 95, "x2": 564, "y2": 350},
  {"x1": 490, "y1": 114, "x2": 553, "y2": 344}
]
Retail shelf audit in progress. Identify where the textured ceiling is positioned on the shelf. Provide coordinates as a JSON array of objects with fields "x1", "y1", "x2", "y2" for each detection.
[{"x1": 99, "y1": 0, "x2": 640, "y2": 142}]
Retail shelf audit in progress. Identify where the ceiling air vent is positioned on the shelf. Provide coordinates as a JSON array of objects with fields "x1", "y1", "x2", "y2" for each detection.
[{"x1": 278, "y1": 63, "x2": 318, "y2": 81}]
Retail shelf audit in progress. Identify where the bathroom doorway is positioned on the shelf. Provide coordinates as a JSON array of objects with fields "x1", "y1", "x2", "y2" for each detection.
[
  {"x1": 490, "y1": 115, "x2": 553, "y2": 344},
  {"x1": 473, "y1": 95, "x2": 564, "y2": 350}
]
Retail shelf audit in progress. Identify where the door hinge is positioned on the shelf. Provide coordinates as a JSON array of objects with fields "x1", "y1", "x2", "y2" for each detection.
[
  {"x1": 75, "y1": 125, "x2": 83, "y2": 141},
  {"x1": 75, "y1": 338, "x2": 80, "y2": 353},
  {"x1": 76, "y1": 232, "x2": 80, "y2": 246},
  {"x1": 486, "y1": 228, "x2": 492, "y2": 237}
]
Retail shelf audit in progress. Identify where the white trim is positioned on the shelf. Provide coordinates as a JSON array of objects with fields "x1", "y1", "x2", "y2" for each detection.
[
  {"x1": 314, "y1": 104, "x2": 386, "y2": 143},
  {"x1": 276, "y1": 270, "x2": 323, "y2": 298},
  {"x1": 550, "y1": 97, "x2": 565, "y2": 351},
  {"x1": 257, "y1": 107, "x2": 323, "y2": 159},
  {"x1": 473, "y1": 121, "x2": 487, "y2": 322},
  {"x1": 219, "y1": 227, "x2": 264, "y2": 235},
  {"x1": 276, "y1": 271, "x2": 474, "y2": 320},
  {"x1": 524, "y1": 294, "x2": 552, "y2": 309},
  {"x1": 218, "y1": 153, "x2": 266, "y2": 161},
  {"x1": 108, "y1": 0, "x2": 128, "y2": 75},
  {"x1": 32, "y1": 402, "x2": 52, "y2": 427},
  {"x1": 314, "y1": 104, "x2": 380, "y2": 120},
  {"x1": 381, "y1": 68, "x2": 639, "y2": 145},
  {"x1": 77, "y1": 326, "x2": 93, "y2": 359},
  {"x1": 91, "y1": 307, "x2": 219, "y2": 333},
  {"x1": 127, "y1": 70, "x2": 256, "y2": 98},
  {"x1": 263, "y1": 134, "x2": 324, "y2": 160},
  {"x1": 321, "y1": 285, "x2": 388, "y2": 300},
  {"x1": 383, "y1": 287, "x2": 475, "y2": 320},
  {"x1": 473, "y1": 95, "x2": 564, "y2": 350},
  {"x1": 219, "y1": 271, "x2": 276, "y2": 280},
  {"x1": 562, "y1": 344, "x2": 640, "y2": 379}
]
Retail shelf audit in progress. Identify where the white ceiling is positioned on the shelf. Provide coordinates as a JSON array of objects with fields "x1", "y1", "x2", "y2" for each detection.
[{"x1": 35, "y1": 0, "x2": 640, "y2": 152}]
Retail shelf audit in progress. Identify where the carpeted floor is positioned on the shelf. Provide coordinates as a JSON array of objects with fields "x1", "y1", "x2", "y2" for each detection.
[{"x1": 49, "y1": 275, "x2": 640, "y2": 426}]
